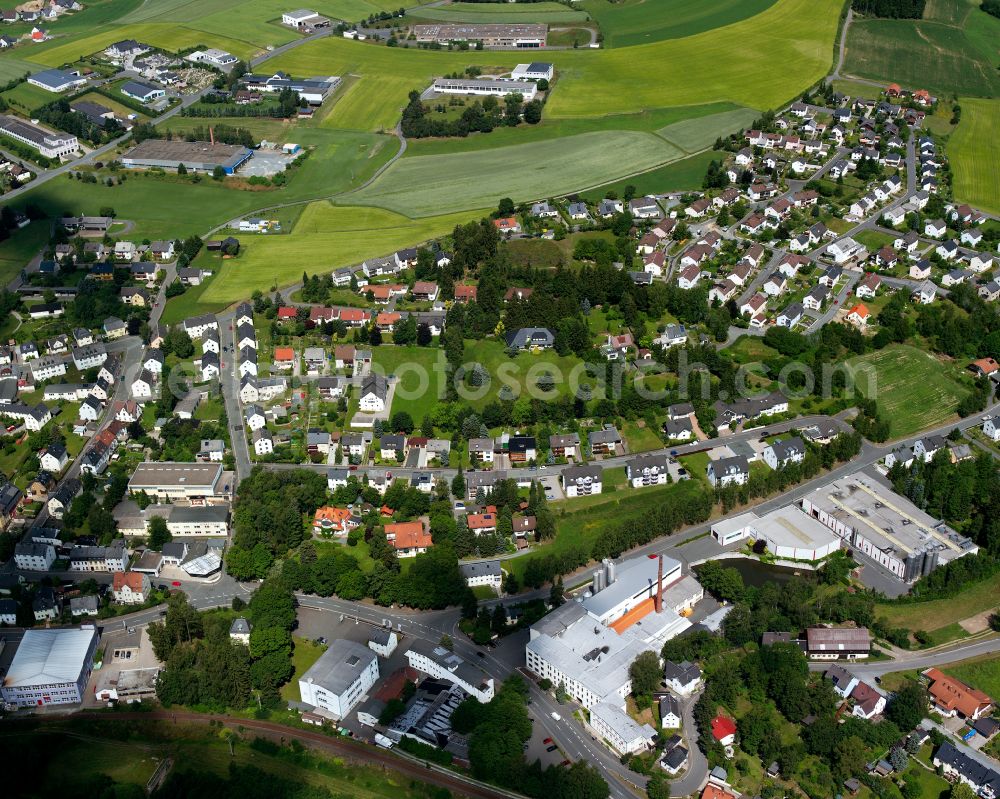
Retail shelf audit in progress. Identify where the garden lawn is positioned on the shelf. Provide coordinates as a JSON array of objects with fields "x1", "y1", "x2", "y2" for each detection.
[
  {"x1": 267, "y1": 0, "x2": 841, "y2": 119},
  {"x1": 580, "y1": 0, "x2": 777, "y2": 47},
  {"x1": 846, "y1": 344, "x2": 969, "y2": 438},
  {"x1": 351, "y1": 130, "x2": 684, "y2": 216},
  {"x1": 875, "y1": 571, "x2": 1000, "y2": 632},
  {"x1": 948, "y1": 98, "x2": 1000, "y2": 216},
  {"x1": 280, "y1": 636, "x2": 327, "y2": 701},
  {"x1": 622, "y1": 420, "x2": 662, "y2": 453},
  {"x1": 371, "y1": 344, "x2": 445, "y2": 424},
  {"x1": 196, "y1": 202, "x2": 480, "y2": 307},
  {"x1": 464, "y1": 338, "x2": 589, "y2": 410},
  {"x1": 944, "y1": 655, "x2": 1000, "y2": 702},
  {"x1": 899, "y1": 763, "x2": 950, "y2": 799}
]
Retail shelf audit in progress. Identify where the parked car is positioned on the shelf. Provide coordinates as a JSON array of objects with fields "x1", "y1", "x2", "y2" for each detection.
[{"x1": 546, "y1": 745, "x2": 558, "y2": 753}]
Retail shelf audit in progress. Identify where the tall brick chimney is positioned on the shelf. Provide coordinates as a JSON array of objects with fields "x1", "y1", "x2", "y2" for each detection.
[{"x1": 655, "y1": 554, "x2": 663, "y2": 613}]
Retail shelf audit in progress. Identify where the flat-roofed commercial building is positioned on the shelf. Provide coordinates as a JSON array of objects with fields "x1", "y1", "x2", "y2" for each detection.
[
  {"x1": 1, "y1": 627, "x2": 99, "y2": 707},
  {"x1": 431, "y1": 77, "x2": 537, "y2": 101},
  {"x1": 0, "y1": 115, "x2": 78, "y2": 158},
  {"x1": 413, "y1": 23, "x2": 546, "y2": 48},
  {"x1": 128, "y1": 461, "x2": 233, "y2": 502},
  {"x1": 525, "y1": 556, "x2": 702, "y2": 710},
  {"x1": 801, "y1": 471, "x2": 979, "y2": 582},
  {"x1": 406, "y1": 638, "x2": 495, "y2": 703},
  {"x1": 121, "y1": 139, "x2": 252, "y2": 174},
  {"x1": 711, "y1": 505, "x2": 842, "y2": 561},
  {"x1": 299, "y1": 639, "x2": 379, "y2": 719}
]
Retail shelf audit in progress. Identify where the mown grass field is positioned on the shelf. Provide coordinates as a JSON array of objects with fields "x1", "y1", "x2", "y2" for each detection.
[
  {"x1": 413, "y1": 1, "x2": 591, "y2": 23},
  {"x1": 944, "y1": 655, "x2": 1000, "y2": 700},
  {"x1": 194, "y1": 201, "x2": 481, "y2": 307},
  {"x1": 0, "y1": 55, "x2": 37, "y2": 85},
  {"x1": 582, "y1": 149, "x2": 718, "y2": 200},
  {"x1": 948, "y1": 98, "x2": 1000, "y2": 216},
  {"x1": 846, "y1": 344, "x2": 969, "y2": 438},
  {"x1": 581, "y1": 0, "x2": 777, "y2": 47},
  {"x1": 322, "y1": 73, "x2": 417, "y2": 132},
  {"x1": 352, "y1": 130, "x2": 683, "y2": 216},
  {"x1": 402, "y1": 102, "x2": 744, "y2": 157},
  {"x1": 268, "y1": 0, "x2": 841, "y2": 119},
  {"x1": 843, "y1": 0, "x2": 1000, "y2": 97},
  {"x1": 656, "y1": 107, "x2": 760, "y2": 152},
  {"x1": 875, "y1": 572, "x2": 1000, "y2": 632},
  {"x1": 280, "y1": 636, "x2": 327, "y2": 702}
]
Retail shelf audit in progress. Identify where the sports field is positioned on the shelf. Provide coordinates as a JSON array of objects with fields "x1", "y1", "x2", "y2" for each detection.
[
  {"x1": 413, "y1": 2, "x2": 591, "y2": 23},
  {"x1": 196, "y1": 202, "x2": 481, "y2": 305},
  {"x1": 581, "y1": 0, "x2": 777, "y2": 47},
  {"x1": 843, "y1": 0, "x2": 1000, "y2": 97},
  {"x1": 268, "y1": 0, "x2": 842, "y2": 120},
  {"x1": 948, "y1": 98, "x2": 1000, "y2": 216},
  {"x1": 351, "y1": 130, "x2": 683, "y2": 216},
  {"x1": 847, "y1": 344, "x2": 969, "y2": 438}
]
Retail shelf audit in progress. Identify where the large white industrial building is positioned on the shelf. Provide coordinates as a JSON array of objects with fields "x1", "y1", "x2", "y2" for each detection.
[
  {"x1": 298, "y1": 639, "x2": 379, "y2": 719},
  {"x1": 801, "y1": 471, "x2": 979, "y2": 582},
  {"x1": 711, "y1": 505, "x2": 842, "y2": 561},
  {"x1": 1, "y1": 627, "x2": 99, "y2": 707},
  {"x1": 525, "y1": 555, "x2": 702, "y2": 711}
]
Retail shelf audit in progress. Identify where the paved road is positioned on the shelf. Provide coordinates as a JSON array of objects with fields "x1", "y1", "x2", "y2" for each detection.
[{"x1": 826, "y1": 636, "x2": 1000, "y2": 680}]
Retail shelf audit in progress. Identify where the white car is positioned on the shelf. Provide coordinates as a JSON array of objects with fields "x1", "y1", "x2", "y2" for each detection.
[{"x1": 550, "y1": 712, "x2": 561, "y2": 721}]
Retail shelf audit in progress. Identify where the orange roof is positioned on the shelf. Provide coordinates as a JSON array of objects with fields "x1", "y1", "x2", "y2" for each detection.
[
  {"x1": 274, "y1": 347, "x2": 294, "y2": 361},
  {"x1": 113, "y1": 572, "x2": 146, "y2": 592},
  {"x1": 369, "y1": 285, "x2": 392, "y2": 299},
  {"x1": 887, "y1": 83, "x2": 901, "y2": 92},
  {"x1": 494, "y1": 217, "x2": 518, "y2": 230},
  {"x1": 377, "y1": 312, "x2": 401, "y2": 326},
  {"x1": 313, "y1": 506, "x2": 351, "y2": 528},
  {"x1": 702, "y1": 784, "x2": 738, "y2": 799},
  {"x1": 609, "y1": 596, "x2": 656, "y2": 634},
  {"x1": 848, "y1": 303, "x2": 869, "y2": 319},
  {"x1": 972, "y1": 357, "x2": 999, "y2": 375},
  {"x1": 925, "y1": 668, "x2": 993, "y2": 717},
  {"x1": 467, "y1": 512, "x2": 496, "y2": 530},
  {"x1": 385, "y1": 521, "x2": 431, "y2": 550}
]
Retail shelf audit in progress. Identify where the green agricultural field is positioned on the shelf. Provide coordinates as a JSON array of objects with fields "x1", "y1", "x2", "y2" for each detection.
[
  {"x1": 948, "y1": 98, "x2": 1000, "y2": 216},
  {"x1": 194, "y1": 202, "x2": 480, "y2": 307},
  {"x1": 413, "y1": 2, "x2": 591, "y2": 23},
  {"x1": 843, "y1": 0, "x2": 1000, "y2": 97},
  {"x1": 0, "y1": 56, "x2": 37, "y2": 85},
  {"x1": 351, "y1": 130, "x2": 683, "y2": 216},
  {"x1": 847, "y1": 344, "x2": 969, "y2": 438},
  {"x1": 582, "y1": 149, "x2": 719, "y2": 201},
  {"x1": 581, "y1": 0, "x2": 777, "y2": 47},
  {"x1": 402, "y1": 102, "x2": 743, "y2": 157},
  {"x1": 323, "y1": 73, "x2": 417, "y2": 132},
  {"x1": 0, "y1": 80, "x2": 64, "y2": 115},
  {"x1": 656, "y1": 107, "x2": 760, "y2": 152},
  {"x1": 268, "y1": 0, "x2": 841, "y2": 119}
]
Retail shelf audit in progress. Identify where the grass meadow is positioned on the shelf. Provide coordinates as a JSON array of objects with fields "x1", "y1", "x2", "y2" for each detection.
[
  {"x1": 945, "y1": 656, "x2": 1000, "y2": 701},
  {"x1": 580, "y1": 0, "x2": 777, "y2": 47},
  {"x1": 193, "y1": 202, "x2": 481, "y2": 307},
  {"x1": 351, "y1": 130, "x2": 684, "y2": 215},
  {"x1": 846, "y1": 344, "x2": 969, "y2": 438},
  {"x1": 267, "y1": 0, "x2": 841, "y2": 120},
  {"x1": 843, "y1": 0, "x2": 1000, "y2": 97},
  {"x1": 948, "y1": 98, "x2": 1000, "y2": 215},
  {"x1": 656, "y1": 107, "x2": 760, "y2": 152},
  {"x1": 412, "y1": 2, "x2": 591, "y2": 23}
]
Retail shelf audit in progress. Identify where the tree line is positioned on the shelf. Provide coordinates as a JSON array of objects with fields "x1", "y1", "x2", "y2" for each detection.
[{"x1": 852, "y1": 0, "x2": 926, "y2": 17}]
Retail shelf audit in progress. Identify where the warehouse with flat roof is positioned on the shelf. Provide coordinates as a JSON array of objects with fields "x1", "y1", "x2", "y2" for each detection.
[
  {"x1": 711, "y1": 505, "x2": 842, "y2": 561},
  {"x1": 801, "y1": 471, "x2": 979, "y2": 582},
  {"x1": 121, "y1": 139, "x2": 252, "y2": 174},
  {"x1": 1, "y1": 626, "x2": 99, "y2": 707},
  {"x1": 431, "y1": 77, "x2": 537, "y2": 100},
  {"x1": 127, "y1": 461, "x2": 232, "y2": 501},
  {"x1": 413, "y1": 23, "x2": 546, "y2": 48}
]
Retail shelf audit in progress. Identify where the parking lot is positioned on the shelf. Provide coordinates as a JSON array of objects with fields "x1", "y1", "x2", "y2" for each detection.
[{"x1": 239, "y1": 150, "x2": 295, "y2": 178}]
